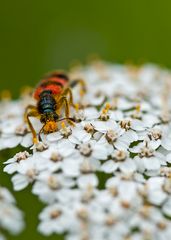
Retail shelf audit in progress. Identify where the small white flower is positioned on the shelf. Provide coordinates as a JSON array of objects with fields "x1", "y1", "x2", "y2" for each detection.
[
  {"x1": 11, "y1": 154, "x2": 49, "y2": 191},
  {"x1": 68, "y1": 125, "x2": 91, "y2": 144},
  {"x1": 38, "y1": 203, "x2": 72, "y2": 235},
  {"x1": 92, "y1": 120, "x2": 138, "y2": 150},
  {"x1": 131, "y1": 141, "x2": 166, "y2": 175},
  {"x1": 0, "y1": 186, "x2": 24, "y2": 235},
  {"x1": 101, "y1": 149, "x2": 137, "y2": 174},
  {"x1": 77, "y1": 174, "x2": 98, "y2": 189},
  {"x1": 0, "y1": 115, "x2": 33, "y2": 150},
  {"x1": 0, "y1": 202, "x2": 24, "y2": 234},
  {"x1": 82, "y1": 91, "x2": 105, "y2": 106},
  {"x1": 119, "y1": 118, "x2": 145, "y2": 132},
  {"x1": 39, "y1": 140, "x2": 77, "y2": 172},
  {"x1": 106, "y1": 176, "x2": 142, "y2": 209},
  {"x1": 76, "y1": 107, "x2": 100, "y2": 122},
  {"x1": 145, "y1": 177, "x2": 168, "y2": 206},
  {"x1": 4, "y1": 151, "x2": 30, "y2": 174},
  {"x1": 32, "y1": 171, "x2": 75, "y2": 203}
]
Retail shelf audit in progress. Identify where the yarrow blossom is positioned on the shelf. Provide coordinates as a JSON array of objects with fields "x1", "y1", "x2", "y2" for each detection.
[
  {"x1": 0, "y1": 185, "x2": 24, "y2": 239},
  {"x1": 1, "y1": 61, "x2": 171, "y2": 240}
]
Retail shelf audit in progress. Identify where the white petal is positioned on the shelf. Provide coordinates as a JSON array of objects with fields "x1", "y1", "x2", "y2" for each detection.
[
  {"x1": 161, "y1": 138, "x2": 171, "y2": 151},
  {"x1": 92, "y1": 144, "x2": 112, "y2": 160},
  {"x1": 143, "y1": 157, "x2": 160, "y2": 171},
  {"x1": 122, "y1": 130, "x2": 138, "y2": 143},
  {"x1": 162, "y1": 198, "x2": 171, "y2": 217},
  {"x1": 12, "y1": 174, "x2": 29, "y2": 191},
  {"x1": 21, "y1": 133, "x2": 33, "y2": 147},
  {"x1": 47, "y1": 132, "x2": 63, "y2": 142},
  {"x1": 83, "y1": 107, "x2": 99, "y2": 119},
  {"x1": 4, "y1": 163, "x2": 18, "y2": 174},
  {"x1": 148, "y1": 190, "x2": 167, "y2": 205},
  {"x1": 62, "y1": 159, "x2": 80, "y2": 177},
  {"x1": 3, "y1": 136, "x2": 21, "y2": 149},
  {"x1": 166, "y1": 153, "x2": 171, "y2": 163},
  {"x1": 148, "y1": 139, "x2": 161, "y2": 150},
  {"x1": 143, "y1": 114, "x2": 159, "y2": 128},
  {"x1": 119, "y1": 159, "x2": 136, "y2": 173},
  {"x1": 115, "y1": 140, "x2": 129, "y2": 151},
  {"x1": 131, "y1": 119, "x2": 145, "y2": 131},
  {"x1": 77, "y1": 174, "x2": 98, "y2": 189},
  {"x1": 92, "y1": 120, "x2": 116, "y2": 133},
  {"x1": 69, "y1": 128, "x2": 91, "y2": 144},
  {"x1": 110, "y1": 110, "x2": 124, "y2": 121},
  {"x1": 101, "y1": 160, "x2": 118, "y2": 173}
]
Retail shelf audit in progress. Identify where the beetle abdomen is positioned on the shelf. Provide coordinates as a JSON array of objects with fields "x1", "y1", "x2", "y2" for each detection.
[{"x1": 34, "y1": 72, "x2": 69, "y2": 100}]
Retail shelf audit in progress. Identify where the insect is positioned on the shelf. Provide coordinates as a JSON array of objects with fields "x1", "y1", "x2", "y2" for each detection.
[{"x1": 24, "y1": 71, "x2": 86, "y2": 144}]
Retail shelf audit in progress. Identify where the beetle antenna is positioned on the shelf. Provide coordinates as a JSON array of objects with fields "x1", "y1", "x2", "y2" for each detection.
[{"x1": 57, "y1": 117, "x2": 75, "y2": 122}]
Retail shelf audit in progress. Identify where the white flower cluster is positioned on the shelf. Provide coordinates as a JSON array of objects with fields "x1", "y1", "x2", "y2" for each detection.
[
  {"x1": 1, "y1": 62, "x2": 171, "y2": 240},
  {"x1": 0, "y1": 185, "x2": 24, "y2": 239}
]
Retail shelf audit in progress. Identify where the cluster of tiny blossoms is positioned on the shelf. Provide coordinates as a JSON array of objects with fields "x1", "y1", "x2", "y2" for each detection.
[
  {"x1": 0, "y1": 185, "x2": 24, "y2": 240},
  {"x1": 1, "y1": 61, "x2": 171, "y2": 240}
]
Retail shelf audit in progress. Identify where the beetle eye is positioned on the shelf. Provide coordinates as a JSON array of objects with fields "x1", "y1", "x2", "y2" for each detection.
[
  {"x1": 40, "y1": 115, "x2": 46, "y2": 123},
  {"x1": 53, "y1": 113, "x2": 58, "y2": 121}
]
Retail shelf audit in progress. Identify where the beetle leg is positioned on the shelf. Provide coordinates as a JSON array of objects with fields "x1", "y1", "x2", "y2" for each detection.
[
  {"x1": 56, "y1": 96, "x2": 75, "y2": 126},
  {"x1": 70, "y1": 79, "x2": 86, "y2": 96},
  {"x1": 24, "y1": 105, "x2": 37, "y2": 122},
  {"x1": 61, "y1": 87, "x2": 74, "y2": 106},
  {"x1": 24, "y1": 105, "x2": 40, "y2": 144}
]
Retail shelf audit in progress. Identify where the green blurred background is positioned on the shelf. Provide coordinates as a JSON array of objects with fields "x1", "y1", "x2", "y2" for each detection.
[
  {"x1": 1, "y1": 0, "x2": 171, "y2": 239},
  {"x1": 1, "y1": 0, "x2": 171, "y2": 95}
]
